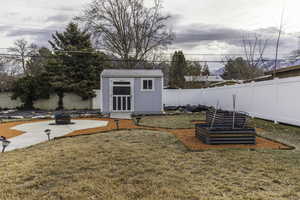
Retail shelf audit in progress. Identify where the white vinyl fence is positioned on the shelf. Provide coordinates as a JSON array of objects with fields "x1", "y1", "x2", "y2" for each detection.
[
  {"x1": 92, "y1": 90, "x2": 102, "y2": 109},
  {"x1": 163, "y1": 77, "x2": 300, "y2": 127},
  {"x1": 0, "y1": 92, "x2": 92, "y2": 110}
]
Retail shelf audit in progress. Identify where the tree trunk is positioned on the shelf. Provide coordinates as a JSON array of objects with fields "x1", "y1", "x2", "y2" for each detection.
[
  {"x1": 24, "y1": 99, "x2": 34, "y2": 110},
  {"x1": 57, "y1": 91, "x2": 64, "y2": 110}
]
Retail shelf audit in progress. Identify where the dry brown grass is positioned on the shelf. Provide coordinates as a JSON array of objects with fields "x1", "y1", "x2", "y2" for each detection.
[
  {"x1": 139, "y1": 113, "x2": 206, "y2": 129},
  {"x1": 250, "y1": 118, "x2": 300, "y2": 150},
  {"x1": 0, "y1": 129, "x2": 300, "y2": 200}
]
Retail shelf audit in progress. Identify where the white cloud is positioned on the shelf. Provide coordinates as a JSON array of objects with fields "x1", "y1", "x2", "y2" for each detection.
[{"x1": 0, "y1": 0, "x2": 299, "y2": 60}]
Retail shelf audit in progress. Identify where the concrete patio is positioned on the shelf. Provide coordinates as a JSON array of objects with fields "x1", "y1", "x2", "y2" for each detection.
[{"x1": 5, "y1": 119, "x2": 108, "y2": 151}]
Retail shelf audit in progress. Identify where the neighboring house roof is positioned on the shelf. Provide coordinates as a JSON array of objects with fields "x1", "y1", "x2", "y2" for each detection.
[
  {"x1": 184, "y1": 75, "x2": 223, "y2": 82},
  {"x1": 209, "y1": 80, "x2": 243, "y2": 87},
  {"x1": 244, "y1": 75, "x2": 273, "y2": 83},
  {"x1": 101, "y1": 69, "x2": 163, "y2": 78}
]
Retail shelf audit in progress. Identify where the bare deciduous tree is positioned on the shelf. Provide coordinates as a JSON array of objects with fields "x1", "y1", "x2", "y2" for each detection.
[
  {"x1": 8, "y1": 39, "x2": 38, "y2": 75},
  {"x1": 77, "y1": 0, "x2": 174, "y2": 68},
  {"x1": 242, "y1": 34, "x2": 268, "y2": 69},
  {"x1": 0, "y1": 57, "x2": 15, "y2": 91}
]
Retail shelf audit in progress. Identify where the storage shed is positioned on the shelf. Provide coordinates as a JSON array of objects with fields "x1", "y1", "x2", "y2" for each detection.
[{"x1": 100, "y1": 69, "x2": 164, "y2": 116}]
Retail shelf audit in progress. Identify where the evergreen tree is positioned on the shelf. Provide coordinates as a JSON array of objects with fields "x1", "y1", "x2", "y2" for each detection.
[
  {"x1": 11, "y1": 47, "x2": 53, "y2": 109},
  {"x1": 185, "y1": 61, "x2": 202, "y2": 76},
  {"x1": 169, "y1": 51, "x2": 186, "y2": 88},
  {"x1": 11, "y1": 75, "x2": 51, "y2": 109},
  {"x1": 47, "y1": 22, "x2": 109, "y2": 109},
  {"x1": 26, "y1": 47, "x2": 52, "y2": 76},
  {"x1": 222, "y1": 57, "x2": 263, "y2": 80}
]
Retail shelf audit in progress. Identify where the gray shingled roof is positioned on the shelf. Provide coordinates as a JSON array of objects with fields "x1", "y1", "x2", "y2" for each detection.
[{"x1": 101, "y1": 69, "x2": 163, "y2": 78}]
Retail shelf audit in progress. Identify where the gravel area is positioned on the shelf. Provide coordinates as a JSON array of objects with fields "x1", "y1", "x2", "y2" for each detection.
[{"x1": 0, "y1": 109, "x2": 101, "y2": 120}]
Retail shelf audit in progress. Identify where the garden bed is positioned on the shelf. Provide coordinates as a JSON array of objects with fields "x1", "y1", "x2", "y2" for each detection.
[
  {"x1": 169, "y1": 128, "x2": 293, "y2": 151},
  {"x1": 195, "y1": 123, "x2": 256, "y2": 145}
]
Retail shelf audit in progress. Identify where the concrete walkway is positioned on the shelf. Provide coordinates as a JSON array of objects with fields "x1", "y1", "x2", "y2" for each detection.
[{"x1": 6, "y1": 120, "x2": 108, "y2": 151}]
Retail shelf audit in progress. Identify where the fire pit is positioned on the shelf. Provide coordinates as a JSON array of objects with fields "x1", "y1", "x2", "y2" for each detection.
[
  {"x1": 195, "y1": 108, "x2": 256, "y2": 145},
  {"x1": 54, "y1": 113, "x2": 72, "y2": 125}
]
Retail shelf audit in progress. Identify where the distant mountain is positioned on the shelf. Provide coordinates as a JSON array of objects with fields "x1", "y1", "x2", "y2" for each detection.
[
  {"x1": 213, "y1": 67, "x2": 225, "y2": 76},
  {"x1": 260, "y1": 59, "x2": 300, "y2": 72}
]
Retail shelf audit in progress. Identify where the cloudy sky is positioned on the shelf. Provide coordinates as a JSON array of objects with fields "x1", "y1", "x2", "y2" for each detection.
[{"x1": 0, "y1": 0, "x2": 299, "y2": 69}]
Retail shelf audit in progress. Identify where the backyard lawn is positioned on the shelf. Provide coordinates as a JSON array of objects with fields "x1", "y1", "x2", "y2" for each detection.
[
  {"x1": 0, "y1": 114, "x2": 300, "y2": 200},
  {"x1": 140, "y1": 112, "x2": 300, "y2": 149},
  {"x1": 251, "y1": 118, "x2": 300, "y2": 150},
  {"x1": 139, "y1": 112, "x2": 205, "y2": 129}
]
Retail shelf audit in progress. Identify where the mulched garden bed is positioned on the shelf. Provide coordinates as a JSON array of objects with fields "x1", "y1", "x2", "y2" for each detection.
[{"x1": 168, "y1": 129, "x2": 293, "y2": 151}]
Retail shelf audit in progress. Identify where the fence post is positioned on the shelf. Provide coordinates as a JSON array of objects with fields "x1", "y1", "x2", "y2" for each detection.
[
  {"x1": 273, "y1": 78, "x2": 279, "y2": 124},
  {"x1": 249, "y1": 81, "x2": 255, "y2": 118}
]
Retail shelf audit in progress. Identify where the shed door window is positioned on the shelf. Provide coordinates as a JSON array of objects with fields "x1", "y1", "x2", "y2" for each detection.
[
  {"x1": 113, "y1": 86, "x2": 131, "y2": 95},
  {"x1": 142, "y1": 79, "x2": 154, "y2": 91}
]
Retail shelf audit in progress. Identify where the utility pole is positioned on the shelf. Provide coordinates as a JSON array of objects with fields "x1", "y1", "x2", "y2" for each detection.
[
  {"x1": 273, "y1": 2, "x2": 286, "y2": 79},
  {"x1": 297, "y1": 36, "x2": 300, "y2": 57}
]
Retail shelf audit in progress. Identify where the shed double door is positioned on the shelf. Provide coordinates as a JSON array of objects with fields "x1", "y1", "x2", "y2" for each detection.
[{"x1": 111, "y1": 81, "x2": 132, "y2": 112}]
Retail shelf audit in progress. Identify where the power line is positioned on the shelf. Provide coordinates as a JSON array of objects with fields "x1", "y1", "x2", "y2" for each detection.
[
  {"x1": 0, "y1": 52, "x2": 297, "y2": 63},
  {"x1": 0, "y1": 48, "x2": 295, "y2": 56}
]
